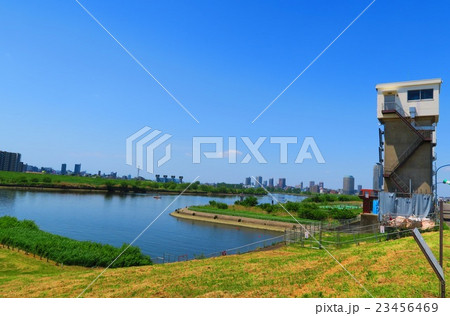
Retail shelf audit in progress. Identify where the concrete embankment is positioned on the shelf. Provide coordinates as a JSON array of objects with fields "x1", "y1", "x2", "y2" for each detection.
[{"x1": 170, "y1": 208, "x2": 303, "y2": 232}]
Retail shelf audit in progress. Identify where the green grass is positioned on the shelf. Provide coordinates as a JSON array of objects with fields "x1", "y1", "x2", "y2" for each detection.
[
  {"x1": 189, "y1": 205, "x2": 320, "y2": 224},
  {"x1": 0, "y1": 216, "x2": 151, "y2": 267},
  {"x1": 0, "y1": 230, "x2": 448, "y2": 297}
]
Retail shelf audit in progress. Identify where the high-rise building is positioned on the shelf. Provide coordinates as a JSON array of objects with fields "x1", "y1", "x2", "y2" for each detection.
[
  {"x1": 0, "y1": 151, "x2": 22, "y2": 172},
  {"x1": 245, "y1": 177, "x2": 251, "y2": 186},
  {"x1": 319, "y1": 182, "x2": 324, "y2": 189},
  {"x1": 74, "y1": 164, "x2": 81, "y2": 175},
  {"x1": 310, "y1": 185, "x2": 320, "y2": 193},
  {"x1": 376, "y1": 79, "x2": 441, "y2": 196},
  {"x1": 263, "y1": 180, "x2": 267, "y2": 187},
  {"x1": 61, "y1": 163, "x2": 67, "y2": 175},
  {"x1": 255, "y1": 176, "x2": 263, "y2": 187},
  {"x1": 300, "y1": 182, "x2": 303, "y2": 190},
  {"x1": 268, "y1": 178, "x2": 274, "y2": 188},
  {"x1": 357, "y1": 184, "x2": 362, "y2": 193},
  {"x1": 278, "y1": 178, "x2": 286, "y2": 189},
  {"x1": 343, "y1": 176, "x2": 355, "y2": 195},
  {"x1": 373, "y1": 163, "x2": 383, "y2": 191},
  {"x1": 309, "y1": 181, "x2": 315, "y2": 190}
]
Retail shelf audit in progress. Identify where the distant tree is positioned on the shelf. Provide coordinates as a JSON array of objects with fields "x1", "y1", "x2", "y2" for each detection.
[
  {"x1": 120, "y1": 182, "x2": 129, "y2": 192},
  {"x1": 237, "y1": 196, "x2": 258, "y2": 207},
  {"x1": 104, "y1": 181, "x2": 115, "y2": 192}
]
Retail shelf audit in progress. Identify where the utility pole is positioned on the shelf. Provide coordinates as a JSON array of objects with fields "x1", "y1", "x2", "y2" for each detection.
[{"x1": 439, "y1": 200, "x2": 444, "y2": 269}]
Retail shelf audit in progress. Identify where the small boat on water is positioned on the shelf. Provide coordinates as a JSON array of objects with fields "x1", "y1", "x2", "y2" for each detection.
[{"x1": 153, "y1": 196, "x2": 161, "y2": 199}]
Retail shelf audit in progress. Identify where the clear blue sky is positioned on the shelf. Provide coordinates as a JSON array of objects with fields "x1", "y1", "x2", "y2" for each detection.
[{"x1": 1, "y1": 0, "x2": 450, "y2": 195}]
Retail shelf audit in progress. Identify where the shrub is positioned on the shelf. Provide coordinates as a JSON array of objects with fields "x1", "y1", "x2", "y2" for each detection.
[
  {"x1": 104, "y1": 181, "x2": 115, "y2": 192},
  {"x1": 208, "y1": 200, "x2": 227, "y2": 209},
  {"x1": 298, "y1": 208, "x2": 327, "y2": 221},
  {"x1": 42, "y1": 176, "x2": 52, "y2": 184},
  {"x1": 329, "y1": 208, "x2": 358, "y2": 220},
  {"x1": 337, "y1": 195, "x2": 361, "y2": 202},
  {"x1": 258, "y1": 203, "x2": 275, "y2": 213},
  {"x1": 216, "y1": 202, "x2": 228, "y2": 209},
  {"x1": 120, "y1": 182, "x2": 129, "y2": 192},
  {"x1": 297, "y1": 203, "x2": 327, "y2": 221},
  {"x1": 284, "y1": 201, "x2": 300, "y2": 213},
  {"x1": 18, "y1": 176, "x2": 28, "y2": 184},
  {"x1": 236, "y1": 196, "x2": 258, "y2": 207}
]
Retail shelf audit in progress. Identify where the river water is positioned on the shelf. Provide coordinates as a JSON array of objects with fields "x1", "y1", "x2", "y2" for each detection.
[{"x1": 0, "y1": 189, "x2": 305, "y2": 261}]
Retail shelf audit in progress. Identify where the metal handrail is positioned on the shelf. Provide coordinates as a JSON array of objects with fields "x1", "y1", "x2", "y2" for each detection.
[{"x1": 382, "y1": 102, "x2": 407, "y2": 116}]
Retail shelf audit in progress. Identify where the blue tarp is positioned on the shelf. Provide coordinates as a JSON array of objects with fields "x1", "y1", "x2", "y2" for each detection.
[{"x1": 378, "y1": 192, "x2": 432, "y2": 219}]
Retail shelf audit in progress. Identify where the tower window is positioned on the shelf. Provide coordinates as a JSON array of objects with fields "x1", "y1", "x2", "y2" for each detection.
[{"x1": 408, "y1": 89, "x2": 433, "y2": 101}]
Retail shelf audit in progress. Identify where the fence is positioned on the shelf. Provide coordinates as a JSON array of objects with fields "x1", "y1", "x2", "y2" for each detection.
[
  {"x1": 284, "y1": 221, "x2": 432, "y2": 250},
  {"x1": 151, "y1": 234, "x2": 288, "y2": 264},
  {"x1": 152, "y1": 218, "x2": 434, "y2": 264}
]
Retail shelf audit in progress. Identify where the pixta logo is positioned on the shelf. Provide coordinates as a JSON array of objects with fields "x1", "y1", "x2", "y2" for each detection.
[
  {"x1": 192, "y1": 137, "x2": 325, "y2": 164},
  {"x1": 126, "y1": 129, "x2": 325, "y2": 174},
  {"x1": 126, "y1": 127, "x2": 172, "y2": 174}
]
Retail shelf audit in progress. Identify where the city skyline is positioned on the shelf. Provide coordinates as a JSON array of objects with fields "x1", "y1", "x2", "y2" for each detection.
[{"x1": 1, "y1": 147, "x2": 363, "y2": 191}]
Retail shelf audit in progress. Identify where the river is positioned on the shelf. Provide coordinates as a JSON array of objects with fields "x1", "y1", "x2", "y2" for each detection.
[{"x1": 0, "y1": 189, "x2": 306, "y2": 261}]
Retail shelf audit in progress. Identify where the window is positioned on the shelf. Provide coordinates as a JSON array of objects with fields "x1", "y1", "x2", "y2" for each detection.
[
  {"x1": 421, "y1": 89, "x2": 433, "y2": 100},
  {"x1": 407, "y1": 89, "x2": 433, "y2": 101},
  {"x1": 407, "y1": 90, "x2": 420, "y2": 101}
]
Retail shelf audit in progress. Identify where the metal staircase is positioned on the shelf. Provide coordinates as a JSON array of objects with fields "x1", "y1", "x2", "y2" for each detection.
[
  {"x1": 384, "y1": 137, "x2": 423, "y2": 176},
  {"x1": 382, "y1": 102, "x2": 432, "y2": 194},
  {"x1": 382, "y1": 103, "x2": 432, "y2": 141},
  {"x1": 390, "y1": 171, "x2": 410, "y2": 194}
]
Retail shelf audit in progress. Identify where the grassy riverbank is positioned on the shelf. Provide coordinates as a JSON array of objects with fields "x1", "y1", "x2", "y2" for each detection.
[
  {"x1": 0, "y1": 216, "x2": 151, "y2": 267},
  {"x1": 188, "y1": 197, "x2": 362, "y2": 225},
  {"x1": 0, "y1": 230, "x2": 448, "y2": 297},
  {"x1": 0, "y1": 171, "x2": 265, "y2": 195},
  {"x1": 188, "y1": 205, "x2": 317, "y2": 224}
]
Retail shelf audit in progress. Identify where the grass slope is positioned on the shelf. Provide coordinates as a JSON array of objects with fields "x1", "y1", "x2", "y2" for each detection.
[{"x1": 0, "y1": 231, "x2": 448, "y2": 298}]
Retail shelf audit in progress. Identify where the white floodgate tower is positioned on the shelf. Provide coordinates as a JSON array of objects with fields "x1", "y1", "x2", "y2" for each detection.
[{"x1": 376, "y1": 78, "x2": 442, "y2": 196}]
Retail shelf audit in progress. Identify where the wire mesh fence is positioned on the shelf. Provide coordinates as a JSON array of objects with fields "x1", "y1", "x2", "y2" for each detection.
[
  {"x1": 151, "y1": 219, "x2": 437, "y2": 264},
  {"x1": 285, "y1": 221, "x2": 435, "y2": 250}
]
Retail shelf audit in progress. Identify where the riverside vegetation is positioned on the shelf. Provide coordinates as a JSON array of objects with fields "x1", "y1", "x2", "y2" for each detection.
[
  {"x1": 189, "y1": 195, "x2": 362, "y2": 224},
  {"x1": 0, "y1": 171, "x2": 266, "y2": 195},
  {"x1": 0, "y1": 216, "x2": 151, "y2": 267}
]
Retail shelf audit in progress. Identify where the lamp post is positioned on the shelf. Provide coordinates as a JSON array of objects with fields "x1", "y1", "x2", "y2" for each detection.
[
  {"x1": 434, "y1": 163, "x2": 450, "y2": 211},
  {"x1": 434, "y1": 164, "x2": 449, "y2": 296}
]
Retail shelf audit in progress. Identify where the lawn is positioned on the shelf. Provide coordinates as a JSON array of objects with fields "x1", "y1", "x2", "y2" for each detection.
[{"x1": 0, "y1": 231, "x2": 448, "y2": 298}]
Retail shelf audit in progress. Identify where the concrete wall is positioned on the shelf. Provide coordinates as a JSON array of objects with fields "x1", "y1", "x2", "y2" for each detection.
[{"x1": 383, "y1": 119, "x2": 433, "y2": 194}]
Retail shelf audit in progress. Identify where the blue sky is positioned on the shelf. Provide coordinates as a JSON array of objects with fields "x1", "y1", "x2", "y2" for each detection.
[{"x1": 1, "y1": 0, "x2": 450, "y2": 195}]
